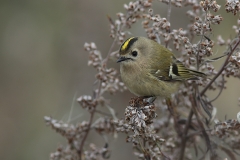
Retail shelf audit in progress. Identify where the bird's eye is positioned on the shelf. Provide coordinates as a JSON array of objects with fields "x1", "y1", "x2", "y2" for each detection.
[{"x1": 131, "y1": 51, "x2": 138, "y2": 57}]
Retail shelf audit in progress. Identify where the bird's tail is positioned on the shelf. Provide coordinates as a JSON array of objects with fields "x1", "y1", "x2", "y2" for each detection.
[
  {"x1": 176, "y1": 63, "x2": 206, "y2": 80},
  {"x1": 187, "y1": 69, "x2": 206, "y2": 79}
]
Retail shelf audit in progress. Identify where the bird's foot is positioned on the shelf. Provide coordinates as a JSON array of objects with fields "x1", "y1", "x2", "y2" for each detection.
[{"x1": 136, "y1": 96, "x2": 156, "y2": 104}]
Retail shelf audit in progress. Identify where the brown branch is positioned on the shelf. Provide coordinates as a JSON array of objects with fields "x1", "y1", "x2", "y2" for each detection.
[
  {"x1": 179, "y1": 110, "x2": 194, "y2": 160},
  {"x1": 78, "y1": 80, "x2": 102, "y2": 159},
  {"x1": 191, "y1": 94, "x2": 213, "y2": 157},
  {"x1": 78, "y1": 104, "x2": 97, "y2": 159},
  {"x1": 200, "y1": 37, "x2": 240, "y2": 96},
  {"x1": 209, "y1": 75, "x2": 224, "y2": 103},
  {"x1": 78, "y1": 32, "x2": 119, "y2": 159},
  {"x1": 166, "y1": 98, "x2": 181, "y2": 137}
]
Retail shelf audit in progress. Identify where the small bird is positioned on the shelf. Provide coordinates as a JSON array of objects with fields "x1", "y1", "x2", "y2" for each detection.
[{"x1": 117, "y1": 37, "x2": 206, "y2": 98}]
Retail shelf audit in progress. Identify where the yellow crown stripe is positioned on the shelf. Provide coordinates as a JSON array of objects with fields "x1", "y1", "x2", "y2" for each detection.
[{"x1": 121, "y1": 37, "x2": 135, "y2": 51}]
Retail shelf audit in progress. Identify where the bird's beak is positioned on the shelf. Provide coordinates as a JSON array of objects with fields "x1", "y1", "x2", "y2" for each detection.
[{"x1": 117, "y1": 57, "x2": 131, "y2": 63}]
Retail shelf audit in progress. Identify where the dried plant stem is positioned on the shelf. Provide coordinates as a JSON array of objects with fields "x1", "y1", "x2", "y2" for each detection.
[
  {"x1": 78, "y1": 79, "x2": 103, "y2": 159},
  {"x1": 78, "y1": 35, "x2": 119, "y2": 158},
  {"x1": 167, "y1": 1, "x2": 171, "y2": 26},
  {"x1": 102, "y1": 36, "x2": 118, "y2": 66},
  {"x1": 196, "y1": 34, "x2": 206, "y2": 70},
  {"x1": 209, "y1": 75, "x2": 224, "y2": 103},
  {"x1": 179, "y1": 110, "x2": 193, "y2": 160},
  {"x1": 166, "y1": 99, "x2": 181, "y2": 136},
  {"x1": 78, "y1": 105, "x2": 96, "y2": 159},
  {"x1": 47, "y1": 1, "x2": 240, "y2": 159},
  {"x1": 201, "y1": 37, "x2": 240, "y2": 96},
  {"x1": 95, "y1": 109, "x2": 112, "y2": 117},
  {"x1": 191, "y1": 94, "x2": 213, "y2": 157}
]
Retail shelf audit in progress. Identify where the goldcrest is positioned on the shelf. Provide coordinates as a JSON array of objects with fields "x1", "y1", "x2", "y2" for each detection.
[{"x1": 117, "y1": 37, "x2": 206, "y2": 98}]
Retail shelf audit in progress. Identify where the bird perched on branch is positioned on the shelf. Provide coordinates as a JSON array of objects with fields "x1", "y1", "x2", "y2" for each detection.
[{"x1": 117, "y1": 37, "x2": 206, "y2": 98}]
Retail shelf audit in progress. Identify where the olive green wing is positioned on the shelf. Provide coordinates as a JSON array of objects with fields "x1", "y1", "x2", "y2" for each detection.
[{"x1": 150, "y1": 56, "x2": 206, "y2": 81}]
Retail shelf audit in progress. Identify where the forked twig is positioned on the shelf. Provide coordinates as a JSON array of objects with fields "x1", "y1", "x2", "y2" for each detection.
[{"x1": 201, "y1": 37, "x2": 240, "y2": 96}]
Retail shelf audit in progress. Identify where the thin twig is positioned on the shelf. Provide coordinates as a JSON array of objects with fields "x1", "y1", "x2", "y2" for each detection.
[
  {"x1": 78, "y1": 33, "x2": 119, "y2": 159},
  {"x1": 102, "y1": 36, "x2": 118, "y2": 67},
  {"x1": 156, "y1": 142, "x2": 171, "y2": 160},
  {"x1": 186, "y1": 129, "x2": 213, "y2": 139},
  {"x1": 196, "y1": 10, "x2": 208, "y2": 70},
  {"x1": 209, "y1": 75, "x2": 224, "y2": 103},
  {"x1": 166, "y1": 98, "x2": 181, "y2": 136},
  {"x1": 179, "y1": 110, "x2": 194, "y2": 160},
  {"x1": 191, "y1": 94, "x2": 213, "y2": 157},
  {"x1": 78, "y1": 103, "x2": 97, "y2": 159},
  {"x1": 68, "y1": 91, "x2": 78, "y2": 123},
  {"x1": 95, "y1": 110, "x2": 112, "y2": 117},
  {"x1": 199, "y1": 94, "x2": 212, "y2": 119},
  {"x1": 167, "y1": 1, "x2": 171, "y2": 24},
  {"x1": 200, "y1": 37, "x2": 240, "y2": 96}
]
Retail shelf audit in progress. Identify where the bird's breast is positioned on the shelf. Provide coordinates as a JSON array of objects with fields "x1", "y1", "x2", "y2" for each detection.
[{"x1": 120, "y1": 64, "x2": 147, "y2": 96}]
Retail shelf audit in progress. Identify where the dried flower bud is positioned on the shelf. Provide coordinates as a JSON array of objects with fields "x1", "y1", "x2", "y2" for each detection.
[{"x1": 225, "y1": 0, "x2": 240, "y2": 15}]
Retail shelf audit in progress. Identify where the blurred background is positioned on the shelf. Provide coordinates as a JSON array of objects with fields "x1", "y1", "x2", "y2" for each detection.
[{"x1": 0, "y1": 1, "x2": 239, "y2": 160}]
